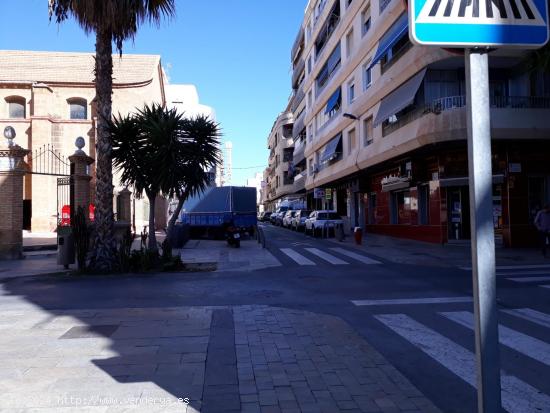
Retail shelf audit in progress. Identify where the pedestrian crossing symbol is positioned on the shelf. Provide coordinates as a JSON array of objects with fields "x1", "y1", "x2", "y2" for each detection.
[{"x1": 409, "y1": 0, "x2": 549, "y2": 47}]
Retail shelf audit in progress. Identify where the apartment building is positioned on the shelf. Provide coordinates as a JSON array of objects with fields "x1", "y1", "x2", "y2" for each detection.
[
  {"x1": 278, "y1": 0, "x2": 550, "y2": 247},
  {"x1": 263, "y1": 110, "x2": 299, "y2": 211}
]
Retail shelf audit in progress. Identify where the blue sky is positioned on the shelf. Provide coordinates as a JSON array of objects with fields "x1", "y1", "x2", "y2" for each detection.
[{"x1": 0, "y1": 0, "x2": 307, "y2": 185}]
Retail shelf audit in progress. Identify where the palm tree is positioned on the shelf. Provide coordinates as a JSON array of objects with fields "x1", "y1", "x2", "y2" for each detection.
[
  {"x1": 49, "y1": 0, "x2": 175, "y2": 271},
  {"x1": 111, "y1": 105, "x2": 220, "y2": 252},
  {"x1": 165, "y1": 116, "x2": 222, "y2": 246}
]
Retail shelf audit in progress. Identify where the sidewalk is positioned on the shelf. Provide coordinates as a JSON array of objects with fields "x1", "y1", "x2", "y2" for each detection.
[
  {"x1": 328, "y1": 232, "x2": 549, "y2": 268},
  {"x1": 0, "y1": 302, "x2": 441, "y2": 413},
  {"x1": 180, "y1": 239, "x2": 281, "y2": 272}
]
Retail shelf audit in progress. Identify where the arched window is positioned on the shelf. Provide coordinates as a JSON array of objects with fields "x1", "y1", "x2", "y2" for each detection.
[
  {"x1": 6, "y1": 96, "x2": 26, "y2": 119},
  {"x1": 68, "y1": 98, "x2": 87, "y2": 120}
]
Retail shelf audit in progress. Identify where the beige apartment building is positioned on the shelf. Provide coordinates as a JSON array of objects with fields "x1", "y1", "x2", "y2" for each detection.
[
  {"x1": 263, "y1": 110, "x2": 299, "y2": 210},
  {"x1": 265, "y1": 0, "x2": 550, "y2": 247},
  {"x1": 0, "y1": 50, "x2": 167, "y2": 232}
]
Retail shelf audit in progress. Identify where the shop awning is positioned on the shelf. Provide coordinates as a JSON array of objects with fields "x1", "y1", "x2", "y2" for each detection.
[
  {"x1": 324, "y1": 88, "x2": 341, "y2": 114},
  {"x1": 367, "y1": 12, "x2": 408, "y2": 71},
  {"x1": 320, "y1": 133, "x2": 342, "y2": 164},
  {"x1": 373, "y1": 68, "x2": 427, "y2": 127},
  {"x1": 439, "y1": 175, "x2": 505, "y2": 187}
]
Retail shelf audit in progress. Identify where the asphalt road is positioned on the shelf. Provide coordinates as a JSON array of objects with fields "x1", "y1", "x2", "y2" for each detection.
[{"x1": 2, "y1": 223, "x2": 549, "y2": 412}]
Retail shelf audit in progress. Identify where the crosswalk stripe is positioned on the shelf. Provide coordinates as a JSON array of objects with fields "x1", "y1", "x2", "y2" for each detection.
[
  {"x1": 507, "y1": 276, "x2": 550, "y2": 283},
  {"x1": 352, "y1": 297, "x2": 473, "y2": 306},
  {"x1": 499, "y1": 271, "x2": 550, "y2": 276},
  {"x1": 279, "y1": 248, "x2": 315, "y2": 266},
  {"x1": 375, "y1": 313, "x2": 550, "y2": 413},
  {"x1": 502, "y1": 308, "x2": 550, "y2": 329},
  {"x1": 329, "y1": 248, "x2": 382, "y2": 265},
  {"x1": 304, "y1": 248, "x2": 348, "y2": 265},
  {"x1": 461, "y1": 264, "x2": 550, "y2": 271},
  {"x1": 441, "y1": 311, "x2": 550, "y2": 367}
]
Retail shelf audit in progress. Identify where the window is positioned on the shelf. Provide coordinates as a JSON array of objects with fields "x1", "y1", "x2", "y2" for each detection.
[
  {"x1": 307, "y1": 90, "x2": 313, "y2": 109},
  {"x1": 6, "y1": 97, "x2": 25, "y2": 118},
  {"x1": 307, "y1": 124, "x2": 313, "y2": 142},
  {"x1": 348, "y1": 81, "x2": 355, "y2": 104},
  {"x1": 380, "y1": 33, "x2": 412, "y2": 73},
  {"x1": 347, "y1": 129, "x2": 356, "y2": 155},
  {"x1": 314, "y1": 0, "x2": 341, "y2": 58},
  {"x1": 346, "y1": 0, "x2": 354, "y2": 7},
  {"x1": 309, "y1": 158, "x2": 314, "y2": 174},
  {"x1": 346, "y1": 29, "x2": 354, "y2": 59},
  {"x1": 68, "y1": 98, "x2": 87, "y2": 120},
  {"x1": 363, "y1": 63, "x2": 372, "y2": 90},
  {"x1": 380, "y1": 0, "x2": 392, "y2": 14},
  {"x1": 363, "y1": 117, "x2": 373, "y2": 146},
  {"x1": 316, "y1": 43, "x2": 341, "y2": 93},
  {"x1": 361, "y1": 5, "x2": 371, "y2": 36},
  {"x1": 283, "y1": 148, "x2": 294, "y2": 162}
]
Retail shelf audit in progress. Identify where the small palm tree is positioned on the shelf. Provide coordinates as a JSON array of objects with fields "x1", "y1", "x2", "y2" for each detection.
[
  {"x1": 111, "y1": 105, "x2": 220, "y2": 252},
  {"x1": 49, "y1": 0, "x2": 175, "y2": 271},
  {"x1": 165, "y1": 116, "x2": 222, "y2": 246}
]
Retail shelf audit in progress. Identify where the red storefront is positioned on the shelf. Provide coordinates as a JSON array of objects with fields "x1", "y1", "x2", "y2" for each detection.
[{"x1": 363, "y1": 141, "x2": 550, "y2": 247}]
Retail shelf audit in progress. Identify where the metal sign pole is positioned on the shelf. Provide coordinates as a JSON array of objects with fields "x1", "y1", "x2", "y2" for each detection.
[{"x1": 465, "y1": 48, "x2": 502, "y2": 412}]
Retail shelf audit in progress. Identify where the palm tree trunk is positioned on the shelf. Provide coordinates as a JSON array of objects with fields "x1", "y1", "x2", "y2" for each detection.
[
  {"x1": 166, "y1": 192, "x2": 187, "y2": 240},
  {"x1": 147, "y1": 192, "x2": 158, "y2": 252},
  {"x1": 164, "y1": 192, "x2": 188, "y2": 253},
  {"x1": 89, "y1": 26, "x2": 116, "y2": 272}
]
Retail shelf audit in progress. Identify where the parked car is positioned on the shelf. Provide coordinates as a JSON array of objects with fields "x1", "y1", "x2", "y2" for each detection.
[
  {"x1": 291, "y1": 209, "x2": 311, "y2": 231},
  {"x1": 258, "y1": 211, "x2": 272, "y2": 222},
  {"x1": 304, "y1": 210, "x2": 344, "y2": 237},
  {"x1": 282, "y1": 210, "x2": 297, "y2": 228},
  {"x1": 273, "y1": 207, "x2": 291, "y2": 226}
]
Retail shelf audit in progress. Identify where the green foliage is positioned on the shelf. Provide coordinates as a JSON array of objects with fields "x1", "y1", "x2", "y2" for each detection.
[
  {"x1": 117, "y1": 227, "x2": 136, "y2": 272},
  {"x1": 73, "y1": 206, "x2": 90, "y2": 272},
  {"x1": 48, "y1": 0, "x2": 176, "y2": 54},
  {"x1": 111, "y1": 104, "x2": 221, "y2": 202}
]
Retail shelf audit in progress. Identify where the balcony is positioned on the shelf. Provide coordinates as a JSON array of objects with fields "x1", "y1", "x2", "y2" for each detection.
[{"x1": 381, "y1": 95, "x2": 550, "y2": 137}]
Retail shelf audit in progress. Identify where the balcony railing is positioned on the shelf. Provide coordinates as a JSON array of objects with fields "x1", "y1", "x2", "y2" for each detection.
[{"x1": 381, "y1": 95, "x2": 550, "y2": 137}]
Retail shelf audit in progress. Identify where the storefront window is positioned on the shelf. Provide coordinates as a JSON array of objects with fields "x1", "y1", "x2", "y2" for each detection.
[{"x1": 528, "y1": 177, "x2": 548, "y2": 224}]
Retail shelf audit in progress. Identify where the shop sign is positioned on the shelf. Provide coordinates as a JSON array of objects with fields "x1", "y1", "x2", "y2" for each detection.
[
  {"x1": 313, "y1": 188, "x2": 325, "y2": 199},
  {"x1": 325, "y1": 188, "x2": 332, "y2": 200},
  {"x1": 508, "y1": 163, "x2": 522, "y2": 173}
]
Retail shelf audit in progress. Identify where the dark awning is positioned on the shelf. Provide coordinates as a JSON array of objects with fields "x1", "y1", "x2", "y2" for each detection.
[
  {"x1": 373, "y1": 68, "x2": 427, "y2": 126},
  {"x1": 293, "y1": 142, "x2": 306, "y2": 165},
  {"x1": 367, "y1": 13, "x2": 408, "y2": 71},
  {"x1": 324, "y1": 88, "x2": 341, "y2": 114},
  {"x1": 320, "y1": 133, "x2": 342, "y2": 164}
]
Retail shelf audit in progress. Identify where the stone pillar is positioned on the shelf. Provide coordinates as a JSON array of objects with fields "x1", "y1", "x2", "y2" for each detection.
[
  {"x1": 68, "y1": 138, "x2": 94, "y2": 222},
  {"x1": 0, "y1": 144, "x2": 30, "y2": 260},
  {"x1": 117, "y1": 188, "x2": 132, "y2": 222}
]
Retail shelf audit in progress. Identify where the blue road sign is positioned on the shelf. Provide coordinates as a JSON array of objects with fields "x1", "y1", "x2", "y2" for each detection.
[{"x1": 409, "y1": 0, "x2": 549, "y2": 47}]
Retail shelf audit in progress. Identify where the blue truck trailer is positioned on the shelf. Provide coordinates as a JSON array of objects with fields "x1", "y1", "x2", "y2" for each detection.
[{"x1": 179, "y1": 186, "x2": 257, "y2": 239}]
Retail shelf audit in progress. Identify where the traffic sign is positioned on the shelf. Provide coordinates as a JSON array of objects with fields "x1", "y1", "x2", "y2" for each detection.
[{"x1": 409, "y1": 0, "x2": 549, "y2": 47}]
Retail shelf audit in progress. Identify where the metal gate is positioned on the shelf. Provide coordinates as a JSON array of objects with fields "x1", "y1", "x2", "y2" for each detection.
[{"x1": 26, "y1": 144, "x2": 72, "y2": 227}]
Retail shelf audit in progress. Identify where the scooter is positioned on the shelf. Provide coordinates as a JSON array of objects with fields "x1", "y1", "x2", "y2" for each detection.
[{"x1": 226, "y1": 230, "x2": 241, "y2": 248}]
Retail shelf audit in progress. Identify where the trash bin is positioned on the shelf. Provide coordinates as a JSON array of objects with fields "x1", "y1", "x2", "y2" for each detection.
[
  {"x1": 354, "y1": 227, "x2": 363, "y2": 245},
  {"x1": 57, "y1": 228, "x2": 75, "y2": 269}
]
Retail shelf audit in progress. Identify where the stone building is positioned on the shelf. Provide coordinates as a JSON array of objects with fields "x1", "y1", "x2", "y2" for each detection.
[{"x1": 0, "y1": 50, "x2": 169, "y2": 232}]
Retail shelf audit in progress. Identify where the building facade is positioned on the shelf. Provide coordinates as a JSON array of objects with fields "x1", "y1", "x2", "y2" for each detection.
[
  {"x1": 0, "y1": 50, "x2": 215, "y2": 233},
  {"x1": 271, "y1": 0, "x2": 550, "y2": 247}
]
